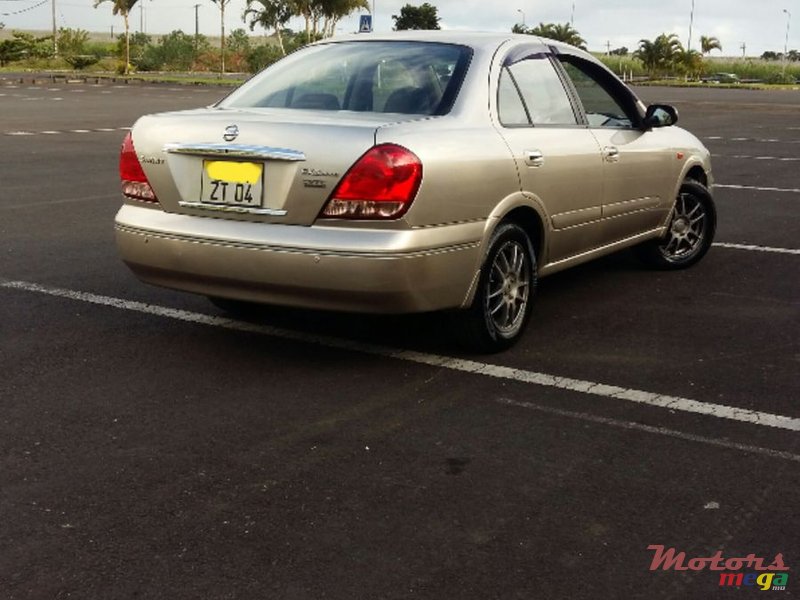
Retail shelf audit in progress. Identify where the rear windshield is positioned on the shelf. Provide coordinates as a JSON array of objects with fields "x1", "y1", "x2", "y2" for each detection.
[{"x1": 220, "y1": 41, "x2": 472, "y2": 116}]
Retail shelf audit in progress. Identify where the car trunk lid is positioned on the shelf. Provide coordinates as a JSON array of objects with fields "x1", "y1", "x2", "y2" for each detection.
[{"x1": 131, "y1": 108, "x2": 406, "y2": 226}]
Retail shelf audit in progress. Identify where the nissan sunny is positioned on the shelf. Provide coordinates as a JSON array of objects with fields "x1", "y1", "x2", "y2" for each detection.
[{"x1": 115, "y1": 32, "x2": 716, "y2": 351}]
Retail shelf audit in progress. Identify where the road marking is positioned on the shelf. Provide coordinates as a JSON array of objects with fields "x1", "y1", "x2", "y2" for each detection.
[
  {"x1": 1, "y1": 193, "x2": 119, "y2": 210},
  {"x1": 1, "y1": 278, "x2": 798, "y2": 433},
  {"x1": 716, "y1": 183, "x2": 800, "y2": 194},
  {"x1": 495, "y1": 398, "x2": 800, "y2": 463},
  {"x1": 495, "y1": 398, "x2": 800, "y2": 462},
  {"x1": 716, "y1": 154, "x2": 800, "y2": 162},
  {"x1": 3, "y1": 127, "x2": 128, "y2": 137},
  {"x1": 705, "y1": 136, "x2": 800, "y2": 144},
  {"x1": 713, "y1": 243, "x2": 800, "y2": 255}
]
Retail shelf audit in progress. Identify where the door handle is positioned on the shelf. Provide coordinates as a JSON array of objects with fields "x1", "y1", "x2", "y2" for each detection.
[
  {"x1": 524, "y1": 150, "x2": 545, "y2": 167},
  {"x1": 603, "y1": 146, "x2": 620, "y2": 163}
]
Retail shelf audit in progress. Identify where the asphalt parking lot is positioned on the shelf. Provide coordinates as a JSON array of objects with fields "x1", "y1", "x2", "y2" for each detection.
[{"x1": 1, "y1": 78, "x2": 798, "y2": 599}]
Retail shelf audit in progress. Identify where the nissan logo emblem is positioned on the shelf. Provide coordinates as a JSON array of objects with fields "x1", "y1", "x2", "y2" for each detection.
[{"x1": 223, "y1": 124, "x2": 239, "y2": 142}]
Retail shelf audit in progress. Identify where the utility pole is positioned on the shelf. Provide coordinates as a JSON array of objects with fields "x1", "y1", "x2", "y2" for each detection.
[
  {"x1": 51, "y1": 0, "x2": 57, "y2": 56},
  {"x1": 606, "y1": 40, "x2": 611, "y2": 55},
  {"x1": 782, "y1": 9, "x2": 792, "y2": 78},
  {"x1": 687, "y1": 0, "x2": 695, "y2": 52},
  {"x1": 140, "y1": 2, "x2": 144, "y2": 33},
  {"x1": 571, "y1": 2, "x2": 575, "y2": 27},
  {"x1": 194, "y1": 4, "x2": 200, "y2": 58},
  {"x1": 740, "y1": 42, "x2": 746, "y2": 58}
]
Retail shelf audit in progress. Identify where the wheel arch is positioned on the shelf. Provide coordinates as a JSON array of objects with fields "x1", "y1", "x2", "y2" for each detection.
[
  {"x1": 461, "y1": 195, "x2": 548, "y2": 308},
  {"x1": 685, "y1": 164, "x2": 709, "y2": 187}
]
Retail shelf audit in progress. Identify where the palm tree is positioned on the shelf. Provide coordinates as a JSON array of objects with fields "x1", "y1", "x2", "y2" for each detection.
[
  {"x1": 675, "y1": 48, "x2": 703, "y2": 78},
  {"x1": 529, "y1": 22, "x2": 586, "y2": 49},
  {"x1": 94, "y1": 0, "x2": 139, "y2": 74},
  {"x1": 700, "y1": 35, "x2": 722, "y2": 55},
  {"x1": 211, "y1": 0, "x2": 233, "y2": 73},
  {"x1": 245, "y1": 0, "x2": 294, "y2": 55},
  {"x1": 319, "y1": 0, "x2": 370, "y2": 38},
  {"x1": 635, "y1": 33, "x2": 683, "y2": 76}
]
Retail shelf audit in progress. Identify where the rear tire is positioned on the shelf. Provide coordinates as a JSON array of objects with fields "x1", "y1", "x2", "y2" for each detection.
[
  {"x1": 454, "y1": 222, "x2": 537, "y2": 353},
  {"x1": 635, "y1": 180, "x2": 716, "y2": 269}
]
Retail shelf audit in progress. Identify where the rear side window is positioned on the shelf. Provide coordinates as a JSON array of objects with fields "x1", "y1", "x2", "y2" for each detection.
[
  {"x1": 221, "y1": 41, "x2": 472, "y2": 116},
  {"x1": 498, "y1": 57, "x2": 577, "y2": 126}
]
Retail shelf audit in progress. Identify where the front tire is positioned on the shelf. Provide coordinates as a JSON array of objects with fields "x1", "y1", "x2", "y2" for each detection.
[
  {"x1": 454, "y1": 222, "x2": 537, "y2": 353},
  {"x1": 635, "y1": 180, "x2": 716, "y2": 269}
]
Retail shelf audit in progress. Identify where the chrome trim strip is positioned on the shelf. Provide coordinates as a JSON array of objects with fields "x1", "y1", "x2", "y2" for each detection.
[
  {"x1": 164, "y1": 143, "x2": 306, "y2": 162},
  {"x1": 178, "y1": 201, "x2": 288, "y2": 217},
  {"x1": 115, "y1": 223, "x2": 480, "y2": 259}
]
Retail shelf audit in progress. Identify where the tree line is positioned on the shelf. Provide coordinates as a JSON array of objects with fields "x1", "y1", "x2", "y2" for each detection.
[{"x1": 2, "y1": 3, "x2": 799, "y2": 79}]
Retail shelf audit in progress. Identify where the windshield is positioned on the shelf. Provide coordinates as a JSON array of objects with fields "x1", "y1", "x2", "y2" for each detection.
[{"x1": 220, "y1": 41, "x2": 472, "y2": 116}]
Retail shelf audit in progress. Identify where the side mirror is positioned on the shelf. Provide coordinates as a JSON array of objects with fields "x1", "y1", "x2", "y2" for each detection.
[{"x1": 644, "y1": 104, "x2": 679, "y2": 128}]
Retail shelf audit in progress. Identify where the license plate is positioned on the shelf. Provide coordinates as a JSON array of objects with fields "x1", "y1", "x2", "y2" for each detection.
[{"x1": 200, "y1": 160, "x2": 263, "y2": 207}]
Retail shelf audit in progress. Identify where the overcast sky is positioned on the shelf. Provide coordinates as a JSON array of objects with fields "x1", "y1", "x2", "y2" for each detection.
[{"x1": 1, "y1": 0, "x2": 796, "y2": 55}]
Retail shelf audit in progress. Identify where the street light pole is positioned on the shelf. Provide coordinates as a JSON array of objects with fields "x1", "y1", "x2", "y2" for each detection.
[
  {"x1": 571, "y1": 3, "x2": 575, "y2": 27},
  {"x1": 783, "y1": 9, "x2": 792, "y2": 78},
  {"x1": 517, "y1": 8, "x2": 525, "y2": 28},
  {"x1": 687, "y1": 0, "x2": 695, "y2": 52}
]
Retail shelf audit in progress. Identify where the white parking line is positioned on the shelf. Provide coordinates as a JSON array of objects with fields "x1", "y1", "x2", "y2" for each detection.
[
  {"x1": 496, "y1": 398, "x2": 800, "y2": 463},
  {"x1": 1, "y1": 278, "x2": 798, "y2": 433},
  {"x1": 705, "y1": 136, "x2": 800, "y2": 144},
  {"x1": 716, "y1": 184, "x2": 800, "y2": 194},
  {"x1": 2, "y1": 127, "x2": 129, "y2": 137},
  {"x1": 713, "y1": 243, "x2": 800, "y2": 255},
  {"x1": 716, "y1": 155, "x2": 800, "y2": 162}
]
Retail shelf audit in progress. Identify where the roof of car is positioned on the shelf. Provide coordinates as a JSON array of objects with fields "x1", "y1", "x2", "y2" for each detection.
[{"x1": 316, "y1": 30, "x2": 574, "y2": 54}]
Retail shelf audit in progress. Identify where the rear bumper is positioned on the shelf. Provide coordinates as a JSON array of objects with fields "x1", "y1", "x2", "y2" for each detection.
[{"x1": 114, "y1": 204, "x2": 484, "y2": 313}]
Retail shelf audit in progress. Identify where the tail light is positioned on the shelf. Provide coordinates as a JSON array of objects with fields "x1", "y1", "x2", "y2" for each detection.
[
  {"x1": 119, "y1": 132, "x2": 158, "y2": 203},
  {"x1": 320, "y1": 144, "x2": 422, "y2": 220}
]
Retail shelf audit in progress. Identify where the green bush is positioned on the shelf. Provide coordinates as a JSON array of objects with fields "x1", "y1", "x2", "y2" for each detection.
[
  {"x1": 57, "y1": 28, "x2": 89, "y2": 56},
  {"x1": 65, "y1": 54, "x2": 100, "y2": 70},
  {"x1": 85, "y1": 41, "x2": 116, "y2": 59},
  {"x1": 246, "y1": 44, "x2": 283, "y2": 73}
]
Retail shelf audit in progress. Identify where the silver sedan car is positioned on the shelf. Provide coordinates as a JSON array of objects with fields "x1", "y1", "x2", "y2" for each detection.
[{"x1": 115, "y1": 31, "x2": 715, "y2": 352}]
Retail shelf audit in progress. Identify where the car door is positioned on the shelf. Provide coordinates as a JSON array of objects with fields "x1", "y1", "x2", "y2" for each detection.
[
  {"x1": 495, "y1": 52, "x2": 606, "y2": 262},
  {"x1": 556, "y1": 55, "x2": 676, "y2": 242}
]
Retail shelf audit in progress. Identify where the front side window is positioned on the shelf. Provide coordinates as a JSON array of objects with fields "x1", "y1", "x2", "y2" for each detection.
[
  {"x1": 499, "y1": 57, "x2": 578, "y2": 127},
  {"x1": 558, "y1": 59, "x2": 637, "y2": 128},
  {"x1": 220, "y1": 41, "x2": 472, "y2": 116}
]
